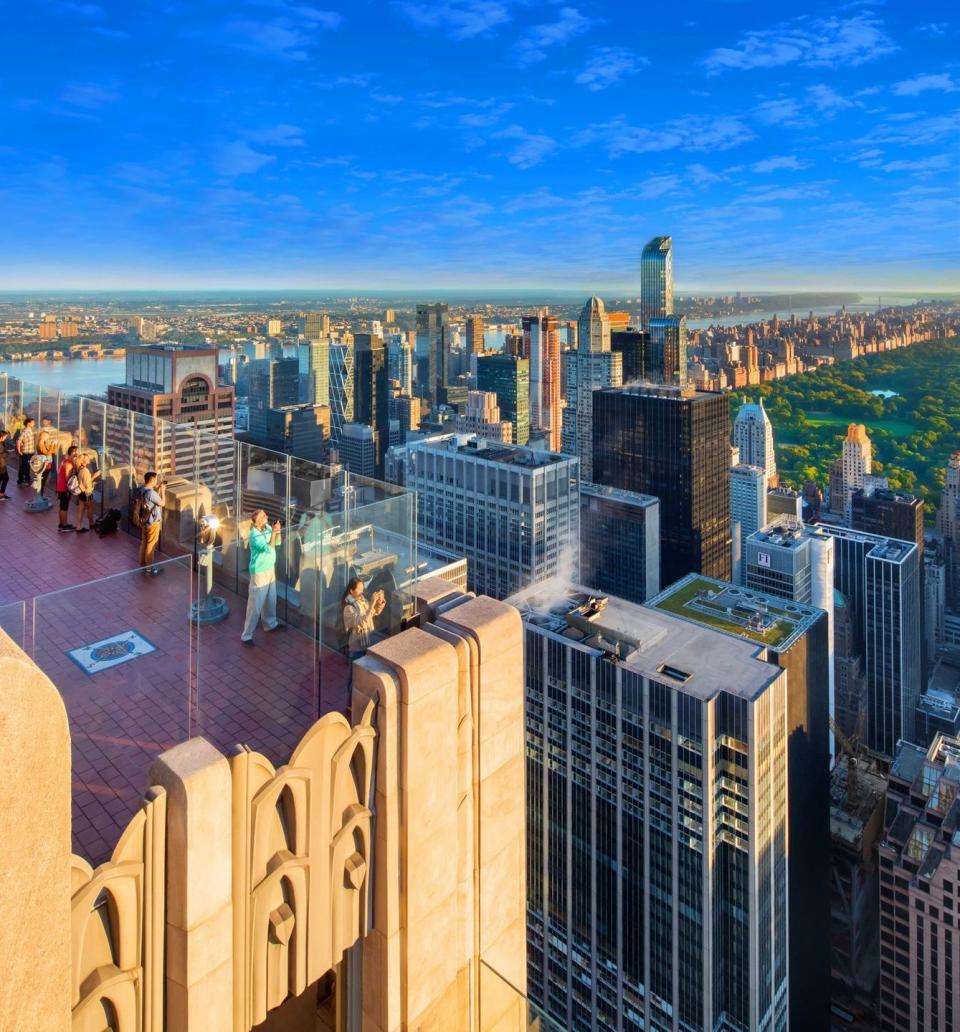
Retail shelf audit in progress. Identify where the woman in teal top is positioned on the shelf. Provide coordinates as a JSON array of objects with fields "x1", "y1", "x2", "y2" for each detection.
[{"x1": 241, "y1": 509, "x2": 285, "y2": 645}]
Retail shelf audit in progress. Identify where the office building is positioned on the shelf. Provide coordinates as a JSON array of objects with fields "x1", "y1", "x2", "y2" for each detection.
[
  {"x1": 477, "y1": 354, "x2": 530, "y2": 446},
  {"x1": 328, "y1": 341, "x2": 354, "y2": 442},
  {"x1": 733, "y1": 398, "x2": 777, "y2": 485},
  {"x1": 465, "y1": 314, "x2": 485, "y2": 354},
  {"x1": 386, "y1": 332, "x2": 413, "y2": 396},
  {"x1": 353, "y1": 332, "x2": 389, "y2": 478},
  {"x1": 518, "y1": 584, "x2": 789, "y2": 1031},
  {"x1": 610, "y1": 327, "x2": 649, "y2": 383},
  {"x1": 842, "y1": 424, "x2": 873, "y2": 522},
  {"x1": 108, "y1": 345, "x2": 236, "y2": 503},
  {"x1": 639, "y1": 235, "x2": 673, "y2": 329},
  {"x1": 337, "y1": 422, "x2": 377, "y2": 478},
  {"x1": 852, "y1": 485, "x2": 925, "y2": 558},
  {"x1": 767, "y1": 486, "x2": 804, "y2": 520},
  {"x1": 730, "y1": 463, "x2": 767, "y2": 583},
  {"x1": 247, "y1": 358, "x2": 299, "y2": 443},
  {"x1": 298, "y1": 337, "x2": 330, "y2": 408},
  {"x1": 834, "y1": 590, "x2": 868, "y2": 739},
  {"x1": 302, "y1": 311, "x2": 329, "y2": 340},
  {"x1": 262, "y1": 404, "x2": 330, "y2": 463},
  {"x1": 579, "y1": 483, "x2": 659, "y2": 603},
  {"x1": 266, "y1": 317, "x2": 282, "y2": 337},
  {"x1": 390, "y1": 391, "x2": 421, "y2": 443},
  {"x1": 393, "y1": 434, "x2": 578, "y2": 600},
  {"x1": 561, "y1": 297, "x2": 621, "y2": 483},
  {"x1": 938, "y1": 452, "x2": 960, "y2": 609},
  {"x1": 454, "y1": 390, "x2": 512, "y2": 443},
  {"x1": 819, "y1": 525, "x2": 922, "y2": 758},
  {"x1": 647, "y1": 575, "x2": 832, "y2": 1029},
  {"x1": 593, "y1": 385, "x2": 731, "y2": 584},
  {"x1": 524, "y1": 312, "x2": 562, "y2": 451},
  {"x1": 415, "y1": 301, "x2": 449, "y2": 407},
  {"x1": 648, "y1": 315, "x2": 688, "y2": 387},
  {"x1": 878, "y1": 734, "x2": 960, "y2": 1032}
]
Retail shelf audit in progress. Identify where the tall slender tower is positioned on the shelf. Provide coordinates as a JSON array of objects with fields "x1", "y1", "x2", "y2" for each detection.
[
  {"x1": 938, "y1": 452, "x2": 960, "y2": 608},
  {"x1": 561, "y1": 297, "x2": 621, "y2": 482},
  {"x1": 733, "y1": 397, "x2": 778, "y2": 485},
  {"x1": 640, "y1": 236, "x2": 673, "y2": 329},
  {"x1": 524, "y1": 311, "x2": 562, "y2": 451},
  {"x1": 841, "y1": 423, "x2": 873, "y2": 523}
]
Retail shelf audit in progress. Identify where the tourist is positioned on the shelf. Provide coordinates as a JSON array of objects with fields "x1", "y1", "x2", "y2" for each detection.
[
  {"x1": 36, "y1": 418, "x2": 57, "y2": 496},
  {"x1": 0, "y1": 431, "x2": 9, "y2": 500},
  {"x1": 55, "y1": 445, "x2": 78, "y2": 532},
  {"x1": 241, "y1": 509, "x2": 284, "y2": 646},
  {"x1": 15, "y1": 417, "x2": 35, "y2": 486},
  {"x1": 341, "y1": 577, "x2": 385, "y2": 703},
  {"x1": 138, "y1": 471, "x2": 165, "y2": 574},
  {"x1": 73, "y1": 454, "x2": 100, "y2": 533}
]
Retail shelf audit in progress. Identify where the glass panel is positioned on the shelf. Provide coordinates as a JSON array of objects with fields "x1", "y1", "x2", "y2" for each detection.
[
  {"x1": 479, "y1": 961, "x2": 565, "y2": 1031},
  {"x1": 30, "y1": 556, "x2": 195, "y2": 866},
  {"x1": 0, "y1": 600, "x2": 28, "y2": 651}
]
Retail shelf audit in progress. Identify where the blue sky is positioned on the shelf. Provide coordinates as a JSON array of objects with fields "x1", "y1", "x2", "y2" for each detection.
[{"x1": 2, "y1": 0, "x2": 958, "y2": 290}]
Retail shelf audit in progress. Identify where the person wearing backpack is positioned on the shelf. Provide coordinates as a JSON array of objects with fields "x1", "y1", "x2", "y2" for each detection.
[
  {"x1": 15, "y1": 417, "x2": 36, "y2": 486},
  {"x1": 73, "y1": 454, "x2": 100, "y2": 533},
  {"x1": 36, "y1": 418, "x2": 57, "y2": 496},
  {"x1": 135, "y1": 471, "x2": 165, "y2": 574},
  {"x1": 55, "y1": 445, "x2": 78, "y2": 532}
]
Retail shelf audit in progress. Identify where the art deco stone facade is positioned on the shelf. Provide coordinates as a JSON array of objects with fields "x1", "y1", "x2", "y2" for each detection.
[{"x1": 0, "y1": 578, "x2": 526, "y2": 1032}]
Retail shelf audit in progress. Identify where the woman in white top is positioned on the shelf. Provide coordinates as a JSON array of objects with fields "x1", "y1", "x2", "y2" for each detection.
[{"x1": 341, "y1": 577, "x2": 385, "y2": 705}]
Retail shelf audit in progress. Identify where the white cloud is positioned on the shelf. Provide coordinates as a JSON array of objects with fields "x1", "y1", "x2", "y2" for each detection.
[
  {"x1": 515, "y1": 6, "x2": 592, "y2": 65},
  {"x1": 575, "y1": 47, "x2": 647, "y2": 91},
  {"x1": 891, "y1": 73, "x2": 958, "y2": 96},
  {"x1": 753, "y1": 98, "x2": 804, "y2": 125},
  {"x1": 60, "y1": 82, "x2": 119, "y2": 108},
  {"x1": 703, "y1": 13, "x2": 896, "y2": 75},
  {"x1": 751, "y1": 155, "x2": 810, "y2": 173},
  {"x1": 575, "y1": 114, "x2": 755, "y2": 158},
  {"x1": 860, "y1": 112, "x2": 960, "y2": 146},
  {"x1": 249, "y1": 124, "x2": 305, "y2": 147},
  {"x1": 635, "y1": 175, "x2": 682, "y2": 200},
  {"x1": 394, "y1": 0, "x2": 511, "y2": 40},
  {"x1": 226, "y1": 12, "x2": 340, "y2": 60},
  {"x1": 493, "y1": 125, "x2": 557, "y2": 168},
  {"x1": 686, "y1": 163, "x2": 724, "y2": 186},
  {"x1": 807, "y1": 83, "x2": 854, "y2": 115},
  {"x1": 213, "y1": 140, "x2": 276, "y2": 176}
]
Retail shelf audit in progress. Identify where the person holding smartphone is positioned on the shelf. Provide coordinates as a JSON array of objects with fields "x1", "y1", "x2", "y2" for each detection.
[
  {"x1": 241, "y1": 509, "x2": 285, "y2": 645},
  {"x1": 341, "y1": 577, "x2": 386, "y2": 704}
]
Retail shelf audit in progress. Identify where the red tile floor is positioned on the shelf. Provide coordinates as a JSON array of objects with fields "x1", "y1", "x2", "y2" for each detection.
[{"x1": 0, "y1": 472, "x2": 349, "y2": 865}]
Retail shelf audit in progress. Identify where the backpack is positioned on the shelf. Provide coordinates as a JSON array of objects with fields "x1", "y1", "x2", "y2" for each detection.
[
  {"x1": 130, "y1": 487, "x2": 152, "y2": 528},
  {"x1": 67, "y1": 472, "x2": 81, "y2": 496}
]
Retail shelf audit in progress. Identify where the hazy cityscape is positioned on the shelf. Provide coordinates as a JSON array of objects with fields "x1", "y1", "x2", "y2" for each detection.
[{"x1": 2, "y1": 2, "x2": 959, "y2": 1032}]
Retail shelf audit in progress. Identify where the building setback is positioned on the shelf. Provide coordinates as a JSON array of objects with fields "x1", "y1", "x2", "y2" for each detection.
[{"x1": 593, "y1": 384, "x2": 731, "y2": 585}]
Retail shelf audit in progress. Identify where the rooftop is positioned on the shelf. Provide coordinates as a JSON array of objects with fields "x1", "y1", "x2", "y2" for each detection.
[
  {"x1": 411, "y1": 432, "x2": 570, "y2": 469},
  {"x1": 645, "y1": 573, "x2": 823, "y2": 651},
  {"x1": 511, "y1": 580, "x2": 783, "y2": 702},
  {"x1": 580, "y1": 481, "x2": 659, "y2": 508}
]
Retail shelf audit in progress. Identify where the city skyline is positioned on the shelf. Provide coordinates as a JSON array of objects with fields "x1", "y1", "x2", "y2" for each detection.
[{"x1": 3, "y1": 1, "x2": 958, "y2": 291}]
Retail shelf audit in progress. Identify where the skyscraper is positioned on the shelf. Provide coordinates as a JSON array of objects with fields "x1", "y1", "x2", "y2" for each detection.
[
  {"x1": 353, "y1": 332, "x2": 389, "y2": 478},
  {"x1": 476, "y1": 354, "x2": 530, "y2": 446},
  {"x1": 593, "y1": 385, "x2": 731, "y2": 584},
  {"x1": 302, "y1": 311, "x2": 329, "y2": 340},
  {"x1": 647, "y1": 314, "x2": 688, "y2": 387},
  {"x1": 392, "y1": 434, "x2": 579, "y2": 600},
  {"x1": 879, "y1": 734, "x2": 960, "y2": 1032},
  {"x1": 851, "y1": 485, "x2": 925, "y2": 559},
  {"x1": 730, "y1": 463, "x2": 768, "y2": 583},
  {"x1": 639, "y1": 235, "x2": 673, "y2": 329},
  {"x1": 937, "y1": 452, "x2": 960, "y2": 609},
  {"x1": 328, "y1": 342, "x2": 354, "y2": 442},
  {"x1": 561, "y1": 297, "x2": 622, "y2": 482},
  {"x1": 386, "y1": 331, "x2": 413, "y2": 396},
  {"x1": 842, "y1": 423, "x2": 873, "y2": 522},
  {"x1": 298, "y1": 338, "x2": 330, "y2": 408},
  {"x1": 610, "y1": 327, "x2": 649, "y2": 384},
  {"x1": 247, "y1": 357, "x2": 299, "y2": 444},
  {"x1": 818, "y1": 525, "x2": 922, "y2": 757},
  {"x1": 465, "y1": 314, "x2": 485, "y2": 355},
  {"x1": 454, "y1": 390, "x2": 512, "y2": 443},
  {"x1": 524, "y1": 312, "x2": 562, "y2": 451},
  {"x1": 733, "y1": 398, "x2": 778, "y2": 485},
  {"x1": 415, "y1": 302, "x2": 449, "y2": 407},
  {"x1": 579, "y1": 483, "x2": 660, "y2": 603},
  {"x1": 647, "y1": 575, "x2": 832, "y2": 1030},
  {"x1": 518, "y1": 584, "x2": 789, "y2": 1032}
]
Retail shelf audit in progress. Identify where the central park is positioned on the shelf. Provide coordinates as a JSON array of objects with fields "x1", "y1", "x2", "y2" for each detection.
[{"x1": 730, "y1": 336, "x2": 960, "y2": 514}]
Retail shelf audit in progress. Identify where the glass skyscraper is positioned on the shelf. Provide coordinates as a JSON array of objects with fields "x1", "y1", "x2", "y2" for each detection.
[
  {"x1": 518, "y1": 585, "x2": 789, "y2": 1032},
  {"x1": 640, "y1": 236, "x2": 673, "y2": 329},
  {"x1": 593, "y1": 384, "x2": 732, "y2": 585},
  {"x1": 415, "y1": 301, "x2": 449, "y2": 407},
  {"x1": 477, "y1": 353, "x2": 530, "y2": 446},
  {"x1": 648, "y1": 315, "x2": 688, "y2": 387}
]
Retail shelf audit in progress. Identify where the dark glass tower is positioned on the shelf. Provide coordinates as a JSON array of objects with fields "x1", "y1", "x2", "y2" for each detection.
[
  {"x1": 610, "y1": 327, "x2": 649, "y2": 383},
  {"x1": 353, "y1": 332, "x2": 389, "y2": 477},
  {"x1": 477, "y1": 354, "x2": 530, "y2": 446},
  {"x1": 593, "y1": 385, "x2": 731, "y2": 585}
]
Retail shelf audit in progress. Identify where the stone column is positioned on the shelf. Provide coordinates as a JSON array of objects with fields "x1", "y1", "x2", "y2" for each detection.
[
  {"x1": 0, "y1": 631, "x2": 72, "y2": 1030},
  {"x1": 150, "y1": 738, "x2": 234, "y2": 1031}
]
